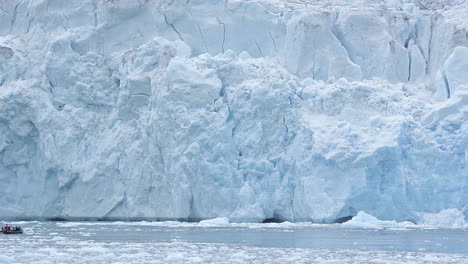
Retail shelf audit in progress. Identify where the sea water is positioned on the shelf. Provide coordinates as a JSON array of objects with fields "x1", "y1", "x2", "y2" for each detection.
[{"x1": 0, "y1": 222, "x2": 467, "y2": 263}]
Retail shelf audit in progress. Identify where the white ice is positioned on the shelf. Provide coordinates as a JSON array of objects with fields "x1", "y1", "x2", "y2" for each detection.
[
  {"x1": 49, "y1": 209, "x2": 468, "y2": 230},
  {"x1": 0, "y1": 256, "x2": 14, "y2": 264},
  {"x1": 0, "y1": 0, "x2": 467, "y2": 224},
  {"x1": 420, "y1": 209, "x2": 468, "y2": 228},
  {"x1": 343, "y1": 211, "x2": 416, "y2": 228}
]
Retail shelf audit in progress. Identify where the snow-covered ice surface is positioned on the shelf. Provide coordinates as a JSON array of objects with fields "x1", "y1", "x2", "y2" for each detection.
[
  {"x1": 0, "y1": 0, "x2": 467, "y2": 223},
  {"x1": 1, "y1": 221, "x2": 468, "y2": 264}
]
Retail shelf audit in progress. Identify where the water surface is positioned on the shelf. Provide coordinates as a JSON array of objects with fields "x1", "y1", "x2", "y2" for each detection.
[{"x1": 0, "y1": 222, "x2": 467, "y2": 263}]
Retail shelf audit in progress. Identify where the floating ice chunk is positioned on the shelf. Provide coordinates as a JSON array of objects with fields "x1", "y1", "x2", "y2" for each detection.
[
  {"x1": 0, "y1": 255, "x2": 14, "y2": 263},
  {"x1": 199, "y1": 217, "x2": 230, "y2": 226},
  {"x1": 56, "y1": 222, "x2": 86, "y2": 227},
  {"x1": 165, "y1": 253, "x2": 185, "y2": 263},
  {"x1": 343, "y1": 211, "x2": 415, "y2": 228},
  {"x1": 23, "y1": 228, "x2": 34, "y2": 235},
  {"x1": 80, "y1": 246, "x2": 108, "y2": 254},
  {"x1": 420, "y1": 209, "x2": 466, "y2": 228}
]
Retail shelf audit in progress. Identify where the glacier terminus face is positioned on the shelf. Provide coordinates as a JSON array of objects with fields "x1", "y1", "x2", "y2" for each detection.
[{"x1": 0, "y1": 0, "x2": 467, "y2": 223}]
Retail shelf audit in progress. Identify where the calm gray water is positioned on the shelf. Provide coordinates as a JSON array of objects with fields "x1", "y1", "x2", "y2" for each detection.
[
  {"x1": 1, "y1": 222, "x2": 467, "y2": 263},
  {"x1": 44, "y1": 223, "x2": 468, "y2": 253}
]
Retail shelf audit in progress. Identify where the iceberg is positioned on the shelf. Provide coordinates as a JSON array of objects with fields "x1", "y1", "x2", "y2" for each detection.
[
  {"x1": 199, "y1": 217, "x2": 230, "y2": 226},
  {"x1": 0, "y1": 0, "x2": 467, "y2": 224},
  {"x1": 342, "y1": 211, "x2": 415, "y2": 228}
]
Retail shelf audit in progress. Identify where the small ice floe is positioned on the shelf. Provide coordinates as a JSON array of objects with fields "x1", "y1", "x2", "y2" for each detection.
[
  {"x1": 23, "y1": 228, "x2": 34, "y2": 235},
  {"x1": 198, "y1": 217, "x2": 230, "y2": 226},
  {"x1": 0, "y1": 255, "x2": 14, "y2": 263},
  {"x1": 165, "y1": 252, "x2": 185, "y2": 263},
  {"x1": 342, "y1": 211, "x2": 415, "y2": 229}
]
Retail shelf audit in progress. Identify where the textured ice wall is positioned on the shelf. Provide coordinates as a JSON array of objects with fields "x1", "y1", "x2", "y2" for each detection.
[{"x1": 0, "y1": 0, "x2": 466, "y2": 222}]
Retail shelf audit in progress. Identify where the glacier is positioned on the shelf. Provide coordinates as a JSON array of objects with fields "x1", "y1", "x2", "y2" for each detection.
[{"x1": 0, "y1": 0, "x2": 467, "y2": 223}]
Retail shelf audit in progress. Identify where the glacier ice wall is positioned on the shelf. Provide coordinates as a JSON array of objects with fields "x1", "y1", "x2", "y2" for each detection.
[{"x1": 0, "y1": 0, "x2": 467, "y2": 222}]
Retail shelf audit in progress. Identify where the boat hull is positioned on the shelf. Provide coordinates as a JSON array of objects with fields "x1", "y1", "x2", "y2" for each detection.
[{"x1": 2, "y1": 230, "x2": 23, "y2": 234}]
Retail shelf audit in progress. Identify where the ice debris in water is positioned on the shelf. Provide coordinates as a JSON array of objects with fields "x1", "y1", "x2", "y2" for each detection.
[
  {"x1": 343, "y1": 211, "x2": 415, "y2": 228},
  {"x1": 199, "y1": 217, "x2": 230, "y2": 226},
  {"x1": 0, "y1": 255, "x2": 14, "y2": 264}
]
